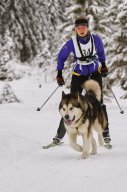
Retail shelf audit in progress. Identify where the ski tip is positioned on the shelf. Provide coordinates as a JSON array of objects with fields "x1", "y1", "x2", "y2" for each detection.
[
  {"x1": 42, "y1": 146, "x2": 48, "y2": 149},
  {"x1": 42, "y1": 142, "x2": 64, "y2": 149},
  {"x1": 42, "y1": 145, "x2": 53, "y2": 149}
]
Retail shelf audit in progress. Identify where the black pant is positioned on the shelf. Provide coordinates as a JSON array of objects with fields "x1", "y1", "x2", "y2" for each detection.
[{"x1": 54, "y1": 72, "x2": 111, "y2": 142}]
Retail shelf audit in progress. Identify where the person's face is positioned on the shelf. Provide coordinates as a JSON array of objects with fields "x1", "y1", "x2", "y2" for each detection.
[{"x1": 75, "y1": 25, "x2": 88, "y2": 37}]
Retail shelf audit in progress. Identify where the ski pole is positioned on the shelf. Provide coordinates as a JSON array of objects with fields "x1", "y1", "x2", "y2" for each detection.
[
  {"x1": 36, "y1": 85, "x2": 60, "y2": 111},
  {"x1": 105, "y1": 77, "x2": 124, "y2": 114}
]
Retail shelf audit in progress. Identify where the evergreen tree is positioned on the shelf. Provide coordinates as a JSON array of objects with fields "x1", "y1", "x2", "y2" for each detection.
[
  {"x1": 0, "y1": 0, "x2": 72, "y2": 80},
  {"x1": 106, "y1": 0, "x2": 127, "y2": 97}
]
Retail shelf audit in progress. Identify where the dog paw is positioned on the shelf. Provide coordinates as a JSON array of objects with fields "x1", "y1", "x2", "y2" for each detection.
[
  {"x1": 91, "y1": 149, "x2": 97, "y2": 155},
  {"x1": 81, "y1": 153, "x2": 89, "y2": 159},
  {"x1": 91, "y1": 151, "x2": 97, "y2": 155}
]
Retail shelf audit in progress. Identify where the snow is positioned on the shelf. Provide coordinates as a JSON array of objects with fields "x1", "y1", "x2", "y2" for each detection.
[{"x1": 0, "y1": 75, "x2": 127, "y2": 192}]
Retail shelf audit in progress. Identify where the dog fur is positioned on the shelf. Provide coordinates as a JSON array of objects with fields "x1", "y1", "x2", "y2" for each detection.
[{"x1": 59, "y1": 79, "x2": 107, "y2": 159}]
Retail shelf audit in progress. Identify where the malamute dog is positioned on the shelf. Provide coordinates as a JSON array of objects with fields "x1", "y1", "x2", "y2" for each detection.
[{"x1": 59, "y1": 79, "x2": 107, "y2": 159}]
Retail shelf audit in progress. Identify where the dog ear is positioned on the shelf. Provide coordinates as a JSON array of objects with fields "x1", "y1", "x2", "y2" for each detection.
[{"x1": 62, "y1": 91, "x2": 66, "y2": 98}]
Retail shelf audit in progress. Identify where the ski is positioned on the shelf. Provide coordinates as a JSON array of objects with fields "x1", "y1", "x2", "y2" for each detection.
[{"x1": 42, "y1": 142, "x2": 63, "y2": 149}]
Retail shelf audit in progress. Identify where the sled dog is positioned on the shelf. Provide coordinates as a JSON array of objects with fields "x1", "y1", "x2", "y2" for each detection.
[{"x1": 59, "y1": 79, "x2": 107, "y2": 159}]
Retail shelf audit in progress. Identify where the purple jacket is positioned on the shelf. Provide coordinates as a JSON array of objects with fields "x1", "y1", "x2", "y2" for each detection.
[{"x1": 57, "y1": 33, "x2": 106, "y2": 75}]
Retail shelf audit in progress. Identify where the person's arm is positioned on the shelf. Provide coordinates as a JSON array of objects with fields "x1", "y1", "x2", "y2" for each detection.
[
  {"x1": 94, "y1": 35, "x2": 108, "y2": 77},
  {"x1": 57, "y1": 39, "x2": 73, "y2": 70},
  {"x1": 94, "y1": 35, "x2": 106, "y2": 63},
  {"x1": 56, "y1": 39, "x2": 73, "y2": 86}
]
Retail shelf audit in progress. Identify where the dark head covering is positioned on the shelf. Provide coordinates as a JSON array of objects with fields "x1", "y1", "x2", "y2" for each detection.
[{"x1": 75, "y1": 17, "x2": 88, "y2": 27}]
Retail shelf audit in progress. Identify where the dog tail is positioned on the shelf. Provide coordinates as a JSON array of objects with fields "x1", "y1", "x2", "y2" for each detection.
[{"x1": 82, "y1": 79, "x2": 101, "y2": 102}]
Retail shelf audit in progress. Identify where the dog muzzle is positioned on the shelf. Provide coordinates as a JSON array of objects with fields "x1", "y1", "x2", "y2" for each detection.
[{"x1": 64, "y1": 116, "x2": 75, "y2": 125}]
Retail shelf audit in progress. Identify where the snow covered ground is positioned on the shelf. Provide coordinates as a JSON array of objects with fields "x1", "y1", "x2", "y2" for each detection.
[{"x1": 0, "y1": 75, "x2": 127, "y2": 192}]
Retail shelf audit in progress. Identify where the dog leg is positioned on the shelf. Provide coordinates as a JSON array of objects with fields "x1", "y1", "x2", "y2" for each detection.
[
  {"x1": 98, "y1": 133, "x2": 104, "y2": 146},
  {"x1": 81, "y1": 134, "x2": 90, "y2": 159},
  {"x1": 68, "y1": 133, "x2": 83, "y2": 152},
  {"x1": 91, "y1": 132, "x2": 97, "y2": 155},
  {"x1": 94, "y1": 122, "x2": 104, "y2": 146}
]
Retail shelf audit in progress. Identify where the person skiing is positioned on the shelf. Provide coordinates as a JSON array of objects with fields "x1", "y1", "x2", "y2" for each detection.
[{"x1": 47, "y1": 17, "x2": 112, "y2": 149}]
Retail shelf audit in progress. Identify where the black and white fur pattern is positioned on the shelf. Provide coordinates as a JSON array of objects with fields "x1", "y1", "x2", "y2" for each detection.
[{"x1": 59, "y1": 79, "x2": 107, "y2": 159}]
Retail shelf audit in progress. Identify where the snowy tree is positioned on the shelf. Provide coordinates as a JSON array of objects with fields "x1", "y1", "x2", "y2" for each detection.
[
  {"x1": 0, "y1": 83, "x2": 20, "y2": 104},
  {"x1": 0, "y1": 0, "x2": 71, "y2": 62},
  {"x1": 0, "y1": 0, "x2": 73, "y2": 80},
  {"x1": 106, "y1": 0, "x2": 127, "y2": 98}
]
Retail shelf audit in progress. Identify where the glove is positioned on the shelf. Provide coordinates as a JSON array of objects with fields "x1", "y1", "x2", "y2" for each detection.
[
  {"x1": 56, "y1": 70, "x2": 65, "y2": 86},
  {"x1": 100, "y1": 62, "x2": 108, "y2": 77}
]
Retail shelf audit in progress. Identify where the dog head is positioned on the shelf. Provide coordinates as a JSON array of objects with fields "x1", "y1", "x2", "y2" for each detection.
[{"x1": 59, "y1": 91, "x2": 83, "y2": 126}]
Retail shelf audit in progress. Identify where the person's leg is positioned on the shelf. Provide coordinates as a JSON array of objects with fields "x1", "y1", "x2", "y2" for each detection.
[
  {"x1": 53, "y1": 118, "x2": 66, "y2": 144},
  {"x1": 70, "y1": 75, "x2": 84, "y2": 94},
  {"x1": 101, "y1": 104, "x2": 111, "y2": 143},
  {"x1": 90, "y1": 72, "x2": 112, "y2": 146}
]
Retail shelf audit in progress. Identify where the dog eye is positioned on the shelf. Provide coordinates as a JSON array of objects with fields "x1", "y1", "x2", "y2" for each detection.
[
  {"x1": 69, "y1": 107, "x2": 73, "y2": 111},
  {"x1": 63, "y1": 108, "x2": 66, "y2": 111}
]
